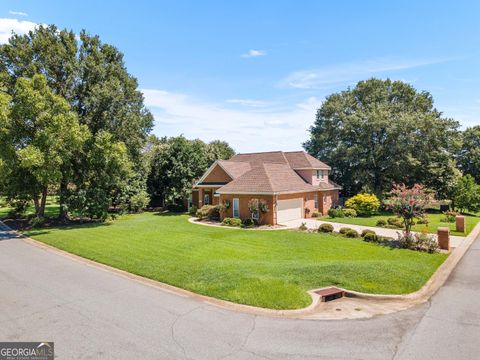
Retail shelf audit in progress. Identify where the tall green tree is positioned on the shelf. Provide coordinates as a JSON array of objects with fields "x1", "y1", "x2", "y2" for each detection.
[
  {"x1": 304, "y1": 78, "x2": 460, "y2": 198},
  {"x1": 452, "y1": 175, "x2": 480, "y2": 213},
  {"x1": 146, "y1": 136, "x2": 235, "y2": 207},
  {"x1": 457, "y1": 126, "x2": 480, "y2": 182},
  {"x1": 206, "y1": 140, "x2": 235, "y2": 164},
  {"x1": 0, "y1": 25, "x2": 153, "y2": 219},
  {"x1": 0, "y1": 75, "x2": 88, "y2": 218},
  {"x1": 147, "y1": 136, "x2": 209, "y2": 206}
]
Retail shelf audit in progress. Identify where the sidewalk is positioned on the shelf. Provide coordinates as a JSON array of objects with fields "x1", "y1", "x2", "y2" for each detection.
[{"x1": 281, "y1": 218, "x2": 466, "y2": 248}]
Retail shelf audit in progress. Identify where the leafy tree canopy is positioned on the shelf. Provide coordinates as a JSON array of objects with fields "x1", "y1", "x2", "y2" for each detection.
[
  {"x1": 0, "y1": 25, "x2": 153, "y2": 220},
  {"x1": 0, "y1": 74, "x2": 88, "y2": 218},
  {"x1": 457, "y1": 126, "x2": 480, "y2": 182},
  {"x1": 304, "y1": 78, "x2": 460, "y2": 198},
  {"x1": 147, "y1": 136, "x2": 235, "y2": 206}
]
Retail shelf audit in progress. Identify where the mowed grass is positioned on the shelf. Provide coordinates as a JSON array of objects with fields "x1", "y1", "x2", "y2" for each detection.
[
  {"x1": 23, "y1": 212, "x2": 447, "y2": 309},
  {"x1": 320, "y1": 211, "x2": 480, "y2": 236},
  {"x1": 0, "y1": 196, "x2": 59, "y2": 219}
]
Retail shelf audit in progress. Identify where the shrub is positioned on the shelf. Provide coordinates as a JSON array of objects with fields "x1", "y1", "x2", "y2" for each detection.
[
  {"x1": 442, "y1": 210, "x2": 457, "y2": 223},
  {"x1": 188, "y1": 205, "x2": 198, "y2": 216},
  {"x1": 8, "y1": 199, "x2": 30, "y2": 218},
  {"x1": 415, "y1": 232, "x2": 439, "y2": 253},
  {"x1": 345, "y1": 229, "x2": 359, "y2": 238},
  {"x1": 345, "y1": 193, "x2": 380, "y2": 216},
  {"x1": 363, "y1": 232, "x2": 378, "y2": 242},
  {"x1": 339, "y1": 227, "x2": 353, "y2": 235},
  {"x1": 328, "y1": 207, "x2": 344, "y2": 218},
  {"x1": 361, "y1": 229, "x2": 376, "y2": 237},
  {"x1": 298, "y1": 222, "x2": 308, "y2": 231},
  {"x1": 196, "y1": 205, "x2": 220, "y2": 220},
  {"x1": 387, "y1": 217, "x2": 404, "y2": 228},
  {"x1": 311, "y1": 211, "x2": 320, "y2": 218},
  {"x1": 30, "y1": 216, "x2": 46, "y2": 228},
  {"x1": 397, "y1": 231, "x2": 439, "y2": 253},
  {"x1": 128, "y1": 191, "x2": 150, "y2": 213},
  {"x1": 343, "y1": 208, "x2": 357, "y2": 218},
  {"x1": 222, "y1": 217, "x2": 242, "y2": 227},
  {"x1": 318, "y1": 223, "x2": 334, "y2": 233},
  {"x1": 248, "y1": 198, "x2": 269, "y2": 222},
  {"x1": 417, "y1": 216, "x2": 429, "y2": 225},
  {"x1": 376, "y1": 219, "x2": 387, "y2": 227},
  {"x1": 242, "y1": 218, "x2": 256, "y2": 228}
]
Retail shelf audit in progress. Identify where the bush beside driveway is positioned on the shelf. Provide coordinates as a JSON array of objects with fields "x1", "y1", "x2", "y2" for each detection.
[
  {"x1": 23, "y1": 213, "x2": 447, "y2": 310},
  {"x1": 319, "y1": 212, "x2": 480, "y2": 236}
]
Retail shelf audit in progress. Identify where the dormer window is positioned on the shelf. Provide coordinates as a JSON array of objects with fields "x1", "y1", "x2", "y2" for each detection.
[{"x1": 316, "y1": 170, "x2": 326, "y2": 180}]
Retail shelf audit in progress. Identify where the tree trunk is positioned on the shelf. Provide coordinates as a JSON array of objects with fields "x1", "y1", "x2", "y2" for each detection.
[
  {"x1": 37, "y1": 187, "x2": 48, "y2": 218},
  {"x1": 33, "y1": 196, "x2": 40, "y2": 215},
  {"x1": 58, "y1": 179, "x2": 68, "y2": 222}
]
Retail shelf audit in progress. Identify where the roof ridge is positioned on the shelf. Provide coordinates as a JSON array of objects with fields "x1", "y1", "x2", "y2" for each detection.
[
  {"x1": 236, "y1": 150, "x2": 284, "y2": 155},
  {"x1": 261, "y1": 163, "x2": 275, "y2": 192}
]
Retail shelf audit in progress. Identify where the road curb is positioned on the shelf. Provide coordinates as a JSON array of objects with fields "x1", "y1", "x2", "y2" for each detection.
[{"x1": 1, "y1": 219, "x2": 479, "y2": 320}]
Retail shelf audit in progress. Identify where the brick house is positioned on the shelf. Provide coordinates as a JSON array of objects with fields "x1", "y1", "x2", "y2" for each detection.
[{"x1": 191, "y1": 151, "x2": 341, "y2": 225}]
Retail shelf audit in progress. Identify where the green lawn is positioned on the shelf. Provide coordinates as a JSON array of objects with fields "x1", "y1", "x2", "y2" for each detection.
[
  {"x1": 0, "y1": 197, "x2": 60, "y2": 219},
  {"x1": 21, "y1": 212, "x2": 447, "y2": 309},
  {"x1": 320, "y1": 211, "x2": 480, "y2": 236}
]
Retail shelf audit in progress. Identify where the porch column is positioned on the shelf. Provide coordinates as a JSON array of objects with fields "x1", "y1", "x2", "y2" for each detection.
[{"x1": 198, "y1": 188, "x2": 204, "y2": 207}]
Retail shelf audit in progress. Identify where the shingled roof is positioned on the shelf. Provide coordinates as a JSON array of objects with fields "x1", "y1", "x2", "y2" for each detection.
[
  {"x1": 216, "y1": 163, "x2": 317, "y2": 194},
  {"x1": 195, "y1": 151, "x2": 340, "y2": 194},
  {"x1": 284, "y1": 151, "x2": 330, "y2": 170}
]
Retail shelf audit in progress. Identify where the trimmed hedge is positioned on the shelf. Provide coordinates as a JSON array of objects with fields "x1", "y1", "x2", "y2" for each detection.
[
  {"x1": 318, "y1": 223, "x2": 334, "y2": 233},
  {"x1": 222, "y1": 217, "x2": 242, "y2": 227}
]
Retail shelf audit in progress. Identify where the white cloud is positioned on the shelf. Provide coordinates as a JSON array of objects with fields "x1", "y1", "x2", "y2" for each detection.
[
  {"x1": 226, "y1": 99, "x2": 272, "y2": 108},
  {"x1": 142, "y1": 89, "x2": 322, "y2": 152},
  {"x1": 0, "y1": 18, "x2": 37, "y2": 44},
  {"x1": 241, "y1": 49, "x2": 266, "y2": 58},
  {"x1": 9, "y1": 11, "x2": 28, "y2": 17},
  {"x1": 280, "y1": 57, "x2": 452, "y2": 89}
]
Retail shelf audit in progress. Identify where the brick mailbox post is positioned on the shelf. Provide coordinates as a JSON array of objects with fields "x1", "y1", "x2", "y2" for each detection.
[
  {"x1": 456, "y1": 215, "x2": 465, "y2": 233},
  {"x1": 437, "y1": 227, "x2": 450, "y2": 251}
]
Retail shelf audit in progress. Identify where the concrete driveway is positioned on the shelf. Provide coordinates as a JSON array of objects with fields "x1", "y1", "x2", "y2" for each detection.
[
  {"x1": 280, "y1": 218, "x2": 466, "y2": 248},
  {"x1": 1, "y1": 227, "x2": 479, "y2": 359}
]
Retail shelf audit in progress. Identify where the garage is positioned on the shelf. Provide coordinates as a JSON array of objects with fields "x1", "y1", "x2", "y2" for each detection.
[{"x1": 276, "y1": 198, "x2": 303, "y2": 223}]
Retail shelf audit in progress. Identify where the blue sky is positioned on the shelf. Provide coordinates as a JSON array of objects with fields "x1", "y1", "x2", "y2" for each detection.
[{"x1": 0, "y1": 1, "x2": 479, "y2": 152}]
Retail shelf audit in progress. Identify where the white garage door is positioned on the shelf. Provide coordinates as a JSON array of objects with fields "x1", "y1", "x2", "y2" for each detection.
[{"x1": 277, "y1": 198, "x2": 303, "y2": 223}]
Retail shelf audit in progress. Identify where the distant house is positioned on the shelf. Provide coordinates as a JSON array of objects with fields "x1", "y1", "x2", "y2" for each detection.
[{"x1": 191, "y1": 151, "x2": 341, "y2": 225}]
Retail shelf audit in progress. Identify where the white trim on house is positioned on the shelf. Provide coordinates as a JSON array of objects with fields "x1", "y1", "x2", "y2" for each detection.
[{"x1": 293, "y1": 166, "x2": 331, "y2": 170}]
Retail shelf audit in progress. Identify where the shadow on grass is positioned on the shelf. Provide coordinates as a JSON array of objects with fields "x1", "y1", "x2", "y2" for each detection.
[{"x1": 152, "y1": 210, "x2": 187, "y2": 217}]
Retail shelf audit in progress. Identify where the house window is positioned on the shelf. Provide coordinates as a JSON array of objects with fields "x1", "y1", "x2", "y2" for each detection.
[
  {"x1": 323, "y1": 193, "x2": 327, "y2": 205},
  {"x1": 314, "y1": 194, "x2": 318, "y2": 209},
  {"x1": 204, "y1": 193, "x2": 210, "y2": 205},
  {"x1": 316, "y1": 170, "x2": 321, "y2": 179},
  {"x1": 188, "y1": 195, "x2": 193, "y2": 210},
  {"x1": 233, "y1": 198, "x2": 240, "y2": 218}
]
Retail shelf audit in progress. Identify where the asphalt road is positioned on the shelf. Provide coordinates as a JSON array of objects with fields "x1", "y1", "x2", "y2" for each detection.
[{"x1": 0, "y1": 228, "x2": 479, "y2": 359}]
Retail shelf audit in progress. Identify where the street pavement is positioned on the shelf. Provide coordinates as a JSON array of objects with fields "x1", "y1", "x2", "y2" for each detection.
[{"x1": 0, "y1": 227, "x2": 479, "y2": 359}]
